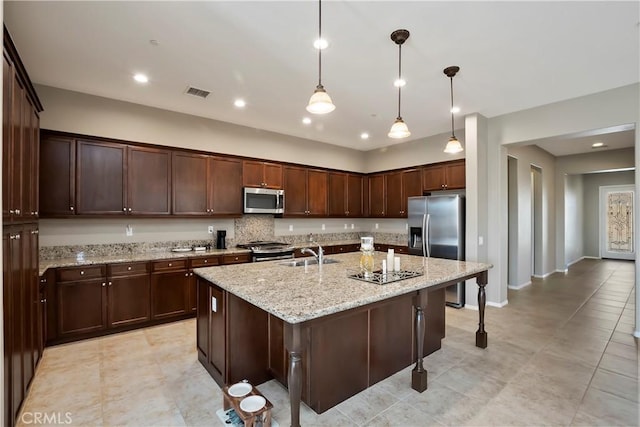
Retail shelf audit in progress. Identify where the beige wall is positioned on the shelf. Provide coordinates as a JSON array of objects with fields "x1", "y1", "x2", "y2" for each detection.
[
  {"x1": 36, "y1": 85, "x2": 367, "y2": 173},
  {"x1": 506, "y1": 145, "x2": 556, "y2": 285}
]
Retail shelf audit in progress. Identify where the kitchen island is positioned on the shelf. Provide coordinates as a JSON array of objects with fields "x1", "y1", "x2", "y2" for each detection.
[{"x1": 195, "y1": 252, "x2": 492, "y2": 427}]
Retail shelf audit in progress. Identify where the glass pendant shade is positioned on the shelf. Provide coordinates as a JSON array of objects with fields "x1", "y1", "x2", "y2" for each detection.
[
  {"x1": 388, "y1": 118, "x2": 411, "y2": 139},
  {"x1": 306, "y1": 85, "x2": 335, "y2": 114},
  {"x1": 444, "y1": 136, "x2": 463, "y2": 154}
]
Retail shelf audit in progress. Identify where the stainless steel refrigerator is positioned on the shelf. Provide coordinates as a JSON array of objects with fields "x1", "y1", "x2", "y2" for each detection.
[{"x1": 408, "y1": 194, "x2": 465, "y2": 307}]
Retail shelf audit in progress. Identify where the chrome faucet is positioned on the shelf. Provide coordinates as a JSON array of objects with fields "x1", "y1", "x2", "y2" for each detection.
[{"x1": 301, "y1": 243, "x2": 324, "y2": 265}]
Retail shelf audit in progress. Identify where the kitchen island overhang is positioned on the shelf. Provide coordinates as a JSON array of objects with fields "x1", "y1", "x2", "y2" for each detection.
[{"x1": 194, "y1": 252, "x2": 492, "y2": 427}]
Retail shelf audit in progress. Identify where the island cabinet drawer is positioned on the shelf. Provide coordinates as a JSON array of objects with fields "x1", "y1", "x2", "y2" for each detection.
[
  {"x1": 56, "y1": 265, "x2": 105, "y2": 282},
  {"x1": 222, "y1": 253, "x2": 251, "y2": 265},
  {"x1": 151, "y1": 259, "x2": 188, "y2": 272},
  {"x1": 108, "y1": 262, "x2": 150, "y2": 277},
  {"x1": 190, "y1": 257, "x2": 221, "y2": 268}
]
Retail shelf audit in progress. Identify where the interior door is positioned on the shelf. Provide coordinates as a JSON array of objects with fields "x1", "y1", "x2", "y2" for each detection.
[{"x1": 600, "y1": 185, "x2": 635, "y2": 260}]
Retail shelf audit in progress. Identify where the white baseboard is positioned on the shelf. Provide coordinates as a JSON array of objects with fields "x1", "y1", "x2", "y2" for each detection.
[
  {"x1": 556, "y1": 269, "x2": 568, "y2": 274},
  {"x1": 465, "y1": 300, "x2": 508, "y2": 310},
  {"x1": 583, "y1": 256, "x2": 601, "y2": 259},
  {"x1": 508, "y1": 281, "x2": 531, "y2": 290},
  {"x1": 634, "y1": 330, "x2": 640, "y2": 339},
  {"x1": 566, "y1": 256, "x2": 585, "y2": 267}
]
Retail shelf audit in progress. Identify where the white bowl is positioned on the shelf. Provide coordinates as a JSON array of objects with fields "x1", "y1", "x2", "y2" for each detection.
[
  {"x1": 240, "y1": 395, "x2": 266, "y2": 412},
  {"x1": 228, "y1": 382, "x2": 252, "y2": 397}
]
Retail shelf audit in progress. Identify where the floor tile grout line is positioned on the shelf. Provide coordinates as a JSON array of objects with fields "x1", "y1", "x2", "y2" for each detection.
[{"x1": 569, "y1": 263, "x2": 637, "y2": 425}]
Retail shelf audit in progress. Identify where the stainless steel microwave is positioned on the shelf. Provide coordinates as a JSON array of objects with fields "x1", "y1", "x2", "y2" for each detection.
[{"x1": 243, "y1": 187, "x2": 285, "y2": 214}]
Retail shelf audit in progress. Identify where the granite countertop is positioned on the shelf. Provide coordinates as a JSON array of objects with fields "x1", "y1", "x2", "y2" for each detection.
[
  {"x1": 38, "y1": 247, "x2": 251, "y2": 276},
  {"x1": 194, "y1": 252, "x2": 492, "y2": 324}
]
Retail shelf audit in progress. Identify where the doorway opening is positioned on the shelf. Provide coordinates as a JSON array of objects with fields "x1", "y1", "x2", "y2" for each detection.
[{"x1": 531, "y1": 165, "x2": 543, "y2": 277}]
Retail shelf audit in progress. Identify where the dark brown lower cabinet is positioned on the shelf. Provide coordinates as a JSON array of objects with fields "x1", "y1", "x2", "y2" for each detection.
[
  {"x1": 197, "y1": 277, "x2": 445, "y2": 413},
  {"x1": 151, "y1": 260, "x2": 190, "y2": 320},
  {"x1": 107, "y1": 269, "x2": 150, "y2": 328},
  {"x1": 57, "y1": 278, "x2": 107, "y2": 336}
]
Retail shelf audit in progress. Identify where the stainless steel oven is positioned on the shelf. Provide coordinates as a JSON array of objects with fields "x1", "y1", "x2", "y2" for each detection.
[{"x1": 236, "y1": 241, "x2": 295, "y2": 262}]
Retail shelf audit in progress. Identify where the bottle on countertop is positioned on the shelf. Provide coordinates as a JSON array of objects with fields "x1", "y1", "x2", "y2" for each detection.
[{"x1": 387, "y1": 248, "x2": 395, "y2": 272}]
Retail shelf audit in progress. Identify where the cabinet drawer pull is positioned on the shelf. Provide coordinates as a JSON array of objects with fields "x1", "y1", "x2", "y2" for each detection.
[
  {"x1": 80, "y1": 271, "x2": 84, "y2": 275},
  {"x1": 168, "y1": 263, "x2": 172, "y2": 267},
  {"x1": 127, "y1": 266, "x2": 132, "y2": 271},
  {"x1": 15, "y1": 209, "x2": 20, "y2": 215},
  {"x1": 204, "y1": 260, "x2": 207, "y2": 263},
  {"x1": 9, "y1": 209, "x2": 15, "y2": 214}
]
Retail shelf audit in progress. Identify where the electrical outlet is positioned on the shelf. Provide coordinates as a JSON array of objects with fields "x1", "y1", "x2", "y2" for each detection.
[
  {"x1": 375, "y1": 223, "x2": 379, "y2": 229},
  {"x1": 479, "y1": 236, "x2": 484, "y2": 246},
  {"x1": 351, "y1": 224, "x2": 354, "y2": 229},
  {"x1": 208, "y1": 226, "x2": 214, "y2": 234},
  {"x1": 125, "y1": 225, "x2": 133, "y2": 236},
  {"x1": 321, "y1": 224, "x2": 326, "y2": 230},
  {"x1": 289, "y1": 225, "x2": 294, "y2": 231},
  {"x1": 344, "y1": 224, "x2": 348, "y2": 229}
]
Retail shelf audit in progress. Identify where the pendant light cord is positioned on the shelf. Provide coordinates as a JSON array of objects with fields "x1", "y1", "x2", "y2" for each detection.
[
  {"x1": 450, "y1": 76, "x2": 455, "y2": 137},
  {"x1": 317, "y1": 0, "x2": 322, "y2": 87},
  {"x1": 397, "y1": 43, "x2": 402, "y2": 119}
]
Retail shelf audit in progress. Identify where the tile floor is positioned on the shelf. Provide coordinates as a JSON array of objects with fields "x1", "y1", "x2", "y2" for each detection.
[{"x1": 17, "y1": 258, "x2": 638, "y2": 426}]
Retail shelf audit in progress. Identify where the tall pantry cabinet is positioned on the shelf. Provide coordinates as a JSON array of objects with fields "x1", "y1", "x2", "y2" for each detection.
[{"x1": 3, "y1": 26, "x2": 44, "y2": 427}]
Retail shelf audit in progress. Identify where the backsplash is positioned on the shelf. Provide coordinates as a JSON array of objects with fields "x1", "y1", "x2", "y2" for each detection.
[{"x1": 39, "y1": 215, "x2": 408, "y2": 260}]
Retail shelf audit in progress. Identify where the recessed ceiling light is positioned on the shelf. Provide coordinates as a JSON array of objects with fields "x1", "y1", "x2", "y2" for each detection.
[
  {"x1": 313, "y1": 38, "x2": 328, "y2": 50},
  {"x1": 360, "y1": 133, "x2": 370, "y2": 140},
  {"x1": 591, "y1": 142, "x2": 608, "y2": 148},
  {"x1": 450, "y1": 106, "x2": 460, "y2": 114},
  {"x1": 133, "y1": 73, "x2": 149, "y2": 83},
  {"x1": 393, "y1": 78, "x2": 406, "y2": 88},
  {"x1": 234, "y1": 99, "x2": 246, "y2": 108},
  {"x1": 302, "y1": 117, "x2": 312, "y2": 125}
]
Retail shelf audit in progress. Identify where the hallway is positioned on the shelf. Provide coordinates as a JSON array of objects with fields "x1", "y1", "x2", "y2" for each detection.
[{"x1": 17, "y1": 259, "x2": 638, "y2": 426}]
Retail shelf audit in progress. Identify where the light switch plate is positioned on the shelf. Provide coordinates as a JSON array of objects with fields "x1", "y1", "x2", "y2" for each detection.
[
  {"x1": 211, "y1": 296, "x2": 217, "y2": 312},
  {"x1": 208, "y1": 226, "x2": 214, "y2": 234},
  {"x1": 125, "y1": 225, "x2": 133, "y2": 236}
]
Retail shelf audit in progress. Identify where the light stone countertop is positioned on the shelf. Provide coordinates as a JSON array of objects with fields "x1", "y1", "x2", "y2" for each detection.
[
  {"x1": 38, "y1": 247, "x2": 251, "y2": 276},
  {"x1": 194, "y1": 252, "x2": 492, "y2": 324}
]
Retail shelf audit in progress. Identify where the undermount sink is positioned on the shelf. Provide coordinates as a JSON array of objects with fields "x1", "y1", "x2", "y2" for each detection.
[{"x1": 279, "y1": 258, "x2": 340, "y2": 267}]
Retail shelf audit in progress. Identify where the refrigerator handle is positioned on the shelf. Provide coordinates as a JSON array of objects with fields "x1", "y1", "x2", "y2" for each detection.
[
  {"x1": 426, "y1": 214, "x2": 431, "y2": 257},
  {"x1": 422, "y1": 213, "x2": 430, "y2": 258}
]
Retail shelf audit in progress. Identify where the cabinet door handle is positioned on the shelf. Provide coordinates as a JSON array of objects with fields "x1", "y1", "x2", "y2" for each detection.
[
  {"x1": 102, "y1": 282, "x2": 106, "y2": 287},
  {"x1": 123, "y1": 208, "x2": 127, "y2": 212},
  {"x1": 15, "y1": 234, "x2": 20, "y2": 240},
  {"x1": 15, "y1": 209, "x2": 20, "y2": 215},
  {"x1": 108, "y1": 281, "x2": 112, "y2": 286},
  {"x1": 190, "y1": 272, "x2": 193, "y2": 276},
  {"x1": 70, "y1": 206, "x2": 74, "y2": 211},
  {"x1": 185, "y1": 273, "x2": 189, "y2": 277},
  {"x1": 168, "y1": 263, "x2": 172, "y2": 267},
  {"x1": 128, "y1": 208, "x2": 132, "y2": 212},
  {"x1": 80, "y1": 271, "x2": 84, "y2": 275},
  {"x1": 41, "y1": 299, "x2": 46, "y2": 303},
  {"x1": 127, "y1": 266, "x2": 132, "y2": 271},
  {"x1": 9, "y1": 209, "x2": 15, "y2": 214}
]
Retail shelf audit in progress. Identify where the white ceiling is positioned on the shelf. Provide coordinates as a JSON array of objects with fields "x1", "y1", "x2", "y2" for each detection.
[{"x1": 4, "y1": 1, "x2": 639, "y2": 154}]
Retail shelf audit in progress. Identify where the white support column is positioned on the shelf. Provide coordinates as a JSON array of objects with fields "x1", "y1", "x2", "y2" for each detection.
[{"x1": 464, "y1": 114, "x2": 505, "y2": 306}]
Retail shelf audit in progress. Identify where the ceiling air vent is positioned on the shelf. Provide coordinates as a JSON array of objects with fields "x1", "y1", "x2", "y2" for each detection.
[{"x1": 185, "y1": 86, "x2": 211, "y2": 99}]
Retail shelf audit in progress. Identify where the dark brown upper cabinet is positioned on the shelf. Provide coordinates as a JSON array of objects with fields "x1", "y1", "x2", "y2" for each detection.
[
  {"x1": 172, "y1": 152, "x2": 208, "y2": 215},
  {"x1": 423, "y1": 160, "x2": 465, "y2": 192},
  {"x1": 283, "y1": 166, "x2": 328, "y2": 217},
  {"x1": 76, "y1": 140, "x2": 126, "y2": 215},
  {"x1": 209, "y1": 156, "x2": 242, "y2": 216},
  {"x1": 172, "y1": 153, "x2": 242, "y2": 216},
  {"x1": 127, "y1": 146, "x2": 171, "y2": 215},
  {"x1": 385, "y1": 168, "x2": 422, "y2": 217},
  {"x1": 328, "y1": 172, "x2": 363, "y2": 217},
  {"x1": 368, "y1": 173, "x2": 386, "y2": 217},
  {"x1": 39, "y1": 135, "x2": 76, "y2": 216},
  {"x1": 243, "y1": 160, "x2": 283, "y2": 189}
]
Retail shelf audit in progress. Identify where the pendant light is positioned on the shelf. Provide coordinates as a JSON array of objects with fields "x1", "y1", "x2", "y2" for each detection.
[
  {"x1": 388, "y1": 29, "x2": 411, "y2": 139},
  {"x1": 306, "y1": 0, "x2": 335, "y2": 114},
  {"x1": 443, "y1": 66, "x2": 464, "y2": 154}
]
